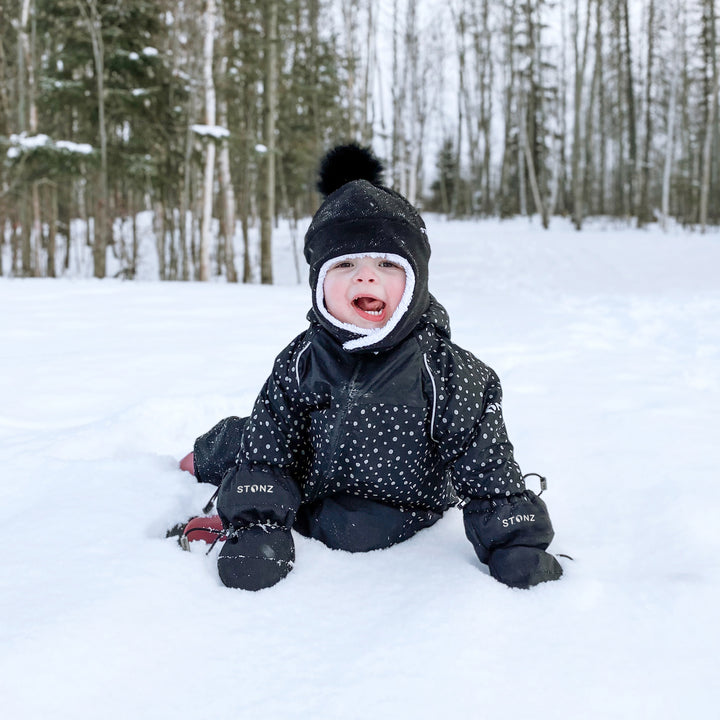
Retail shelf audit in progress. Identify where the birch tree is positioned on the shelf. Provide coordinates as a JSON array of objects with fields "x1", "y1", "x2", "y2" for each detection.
[
  {"x1": 217, "y1": 10, "x2": 237, "y2": 284},
  {"x1": 198, "y1": 0, "x2": 218, "y2": 282}
]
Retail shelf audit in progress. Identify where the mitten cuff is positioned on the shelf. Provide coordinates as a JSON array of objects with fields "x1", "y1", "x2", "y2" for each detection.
[
  {"x1": 217, "y1": 463, "x2": 302, "y2": 530},
  {"x1": 463, "y1": 491, "x2": 555, "y2": 563}
]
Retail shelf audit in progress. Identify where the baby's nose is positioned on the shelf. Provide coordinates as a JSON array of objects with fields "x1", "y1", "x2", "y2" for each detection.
[{"x1": 354, "y1": 264, "x2": 377, "y2": 282}]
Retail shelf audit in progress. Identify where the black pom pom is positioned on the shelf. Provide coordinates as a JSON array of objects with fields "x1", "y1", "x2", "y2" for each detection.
[{"x1": 317, "y1": 143, "x2": 384, "y2": 197}]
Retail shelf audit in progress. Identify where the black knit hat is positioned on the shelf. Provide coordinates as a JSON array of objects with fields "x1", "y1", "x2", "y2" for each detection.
[{"x1": 304, "y1": 144, "x2": 431, "y2": 353}]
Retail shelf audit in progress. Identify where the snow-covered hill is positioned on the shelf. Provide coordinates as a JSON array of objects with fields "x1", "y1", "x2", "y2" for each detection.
[{"x1": 1, "y1": 217, "x2": 718, "y2": 719}]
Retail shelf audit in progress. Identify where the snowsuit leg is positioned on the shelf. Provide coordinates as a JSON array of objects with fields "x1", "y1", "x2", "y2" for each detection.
[
  {"x1": 294, "y1": 494, "x2": 441, "y2": 553},
  {"x1": 193, "y1": 416, "x2": 248, "y2": 485}
]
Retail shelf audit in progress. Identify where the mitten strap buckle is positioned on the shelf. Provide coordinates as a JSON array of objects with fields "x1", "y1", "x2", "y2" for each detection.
[{"x1": 522, "y1": 472, "x2": 547, "y2": 495}]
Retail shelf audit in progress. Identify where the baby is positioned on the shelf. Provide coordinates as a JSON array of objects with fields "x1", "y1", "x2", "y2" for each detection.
[{"x1": 180, "y1": 144, "x2": 564, "y2": 591}]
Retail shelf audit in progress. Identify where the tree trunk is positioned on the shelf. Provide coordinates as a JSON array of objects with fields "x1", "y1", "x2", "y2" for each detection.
[
  {"x1": 167, "y1": 200, "x2": 178, "y2": 280},
  {"x1": 596, "y1": 0, "x2": 606, "y2": 214},
  {"x1": 31, "y1": 183, "x2": 41, "y2": 276},
  {"x1": 218, "y1": 57, "x2": 237, "y2": 282},
  {"x1": 19, "y1": 0, "x2": 42, "y2": 276},
  {"x1": 584, "y1": 12, "x2": 600, "y2": 216},
  {"x1": 479, "y1": 0, "x2": 493, "y2": 214},
  {"x1": 452, "y1": 4, "x2": 466, "y2": 217},
  {"x1": 21, "y1": 197, "x2": 31, "y2": 276},
  {"x1": 0, "y1": 202, "x2": 4, "y2": 277},
  {"x1": 47, "y1": 183, "x2": 57, "y2": 277},
  {"x1": 521, "y1": 94, "x2": 548, "y2": 228},
  {"x1": 391, "y1": 0, "x2": 403, "y2": 189},
  {"x1": 405, "y1": 0, "x2": 420, "y2": 206},
  {"x1": 64, "y1": 185, "x2": 72, "y2": 271},
  {"x1": 621, "y1": 0, "x2": 637, "y2": 219},
  {"x1": 0, "y1": 12, "x2": 10, "y2": 136},
  {"x1": 199, "y1": 0, "x2": 217, "y2": 282},
  {"x1": 661, "y1": 0, "x2": 683, "y2": 229},
  {"x1": 260, "y1": 0, "x2": 278, "y2": 285},
  {"x1": 553, "y1": 1, "x2": 569, "y2": 217},
  {"x1": 700, "y1": 0, "x2": 718, "y2": 232},
  {"x1": 571, "y1": 0, "x2": 592, "y2": 230},
  {"x1": 180, "y1": 121, "x2": 193, "y2": 281},
  {"x1": 498, "y1": 0, "x2": 517, "y2": 217},
  {"x1": 130, "y1": 191, "x2": 139, "y2": 279},
  {"x1": 612, "y1": 4, "x2": 626, "y2": 216},
  {"x1": 361, "y1": 0, "x2": 376, "y2": 144},
  {"x1": 637, "y1": 0, "x2": 655, "y2": 226},
  {"x1": 78, "y1": 0, "x2": 109, "y2": 278},
  {"x1": 154, "y1": 200, "x2": 166, "y2": 281}
]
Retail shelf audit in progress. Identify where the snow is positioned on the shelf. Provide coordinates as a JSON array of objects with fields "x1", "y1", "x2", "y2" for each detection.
[
  {"x1": 6, "y1": 133, "x2": 93, "y2": 158},
  {"x1": 55, "y1": 140, "x2": 93, "y2": 155},
  {"x1": 1, "y1": 216, "x2": 719, "y2": 718},
  {"x1": 191, "y1": 124, "x2": 230, "y2": 139},
  {"x1": 6, "y1": 133, "x2": 50, "y2": 158}
]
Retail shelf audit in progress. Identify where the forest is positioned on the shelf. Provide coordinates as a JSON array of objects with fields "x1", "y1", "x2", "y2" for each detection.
[{"x1": 1, "y1": 0, "x2": 718, "y2": 281}]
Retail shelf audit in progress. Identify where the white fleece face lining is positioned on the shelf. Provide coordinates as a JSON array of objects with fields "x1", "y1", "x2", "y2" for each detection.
[{"x1": 316, "y1": 252, "x2": 415, "y2": 351}]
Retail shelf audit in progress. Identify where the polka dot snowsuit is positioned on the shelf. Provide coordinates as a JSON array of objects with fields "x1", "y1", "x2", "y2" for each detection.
[
  {"x1": 243, "y1": 297, "x2": 525, "y2": 509},
  {"x1": 214, "y1": 296, "x2": 558, "y2": 568}
]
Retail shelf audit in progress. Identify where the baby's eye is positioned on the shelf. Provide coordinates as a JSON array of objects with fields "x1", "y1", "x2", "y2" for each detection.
[
  {"x1": 331, "y1": 261, "x2": 354, "y2": 270},
  {"x1": 379, "y1": 261, "x2": 401, "y2": 269}
]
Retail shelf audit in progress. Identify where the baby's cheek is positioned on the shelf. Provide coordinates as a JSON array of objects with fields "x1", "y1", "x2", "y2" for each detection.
[
  {"x1": 322, "y1": 277, "x2": 352, "y2": 323},
  {"x1": 323, "y1": 278, "x2": 341, "y2": 309}
]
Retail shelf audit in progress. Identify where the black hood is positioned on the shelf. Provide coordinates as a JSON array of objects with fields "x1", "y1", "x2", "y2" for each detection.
[{"x1": 304, "y1": 146, "x2": 431, "y2": 353}]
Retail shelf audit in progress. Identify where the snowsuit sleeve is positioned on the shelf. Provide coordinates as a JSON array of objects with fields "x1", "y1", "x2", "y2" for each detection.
[
  {"x1": 193, "y1": 415, "x2": 247, "y2": 486},
  {"x1": 216, "y1": 335, "x2": 311, "y2": 531},
  {"x1": 429, "y1": 342, "x2": 562, "y2": 587},
  {"x1": 429, "y1": 343, "x2": 524, "y2": 500}
]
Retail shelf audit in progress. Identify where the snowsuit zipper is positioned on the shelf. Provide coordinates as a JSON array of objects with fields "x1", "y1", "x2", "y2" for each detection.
[{"x1": 310, "y1": 359, "x2": 364, "y2": 500}]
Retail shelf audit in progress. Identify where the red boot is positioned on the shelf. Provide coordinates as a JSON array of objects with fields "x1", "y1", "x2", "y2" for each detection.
[
  {"x1": 166, "y1": 515, "x2": 226, "y2": 550},
  {"x1": 179, "y1": 515, "x2": 226, "y2": 550},
  {"x1": 179, "y1": 451, "x2": 195, "y2": 476}
]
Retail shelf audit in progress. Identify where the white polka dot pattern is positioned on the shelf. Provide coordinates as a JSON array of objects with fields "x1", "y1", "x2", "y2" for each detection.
[{"x1": 238, "y1": 299, "x2": 526, "y2": 513}]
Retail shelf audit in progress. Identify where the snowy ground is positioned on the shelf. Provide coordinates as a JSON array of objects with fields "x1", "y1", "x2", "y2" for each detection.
[{"x1": 1, "y1": 216, "x2": 719, "y2": 719}]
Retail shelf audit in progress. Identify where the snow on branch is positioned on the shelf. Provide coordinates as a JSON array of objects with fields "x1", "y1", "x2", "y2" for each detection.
[
  {"x1": 191, "y1": 124, "x2": 230, "y2": 139},
  {"x1": 6, "y1": 133, "x2": 93, "y2": 159},
  {"x1": 55, "y1": 141, "x2": 93, "y2": 154}
]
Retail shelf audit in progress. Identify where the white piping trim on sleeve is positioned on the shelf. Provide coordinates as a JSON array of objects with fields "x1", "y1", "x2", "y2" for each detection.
[
  {"x1": 315, "y1": 252, "x2": 415, "y2": 351},
  {"x1": 423, "y1": 352, "x2": 439, "y2": 442},
  {"x1": 295, "y1": 342, "x2": 311, "y2": 388}
]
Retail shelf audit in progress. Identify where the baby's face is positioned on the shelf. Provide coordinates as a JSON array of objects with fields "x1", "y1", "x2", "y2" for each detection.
[{"x1": 323, "y1": 255, "x2": 406, "y2": 329}]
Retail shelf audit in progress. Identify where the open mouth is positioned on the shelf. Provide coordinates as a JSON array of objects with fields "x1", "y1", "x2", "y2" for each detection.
[{"x1": 352, "y1": 295, "x2": 386, "y2": 321}]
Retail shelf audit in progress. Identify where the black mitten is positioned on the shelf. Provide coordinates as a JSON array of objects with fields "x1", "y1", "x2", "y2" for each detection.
[
  {"x1": 488, "y1": 546, "x2": 563, "y2": 588},
  {"x1": 463, "y1": 491, "x2": 562, "y2": 588},
  {"x1": 217, "y1": 526, "x2": 295, "y2": 590},
  {"x1": 217, "y1": 463, "x2": 301, "y2": 530}
]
